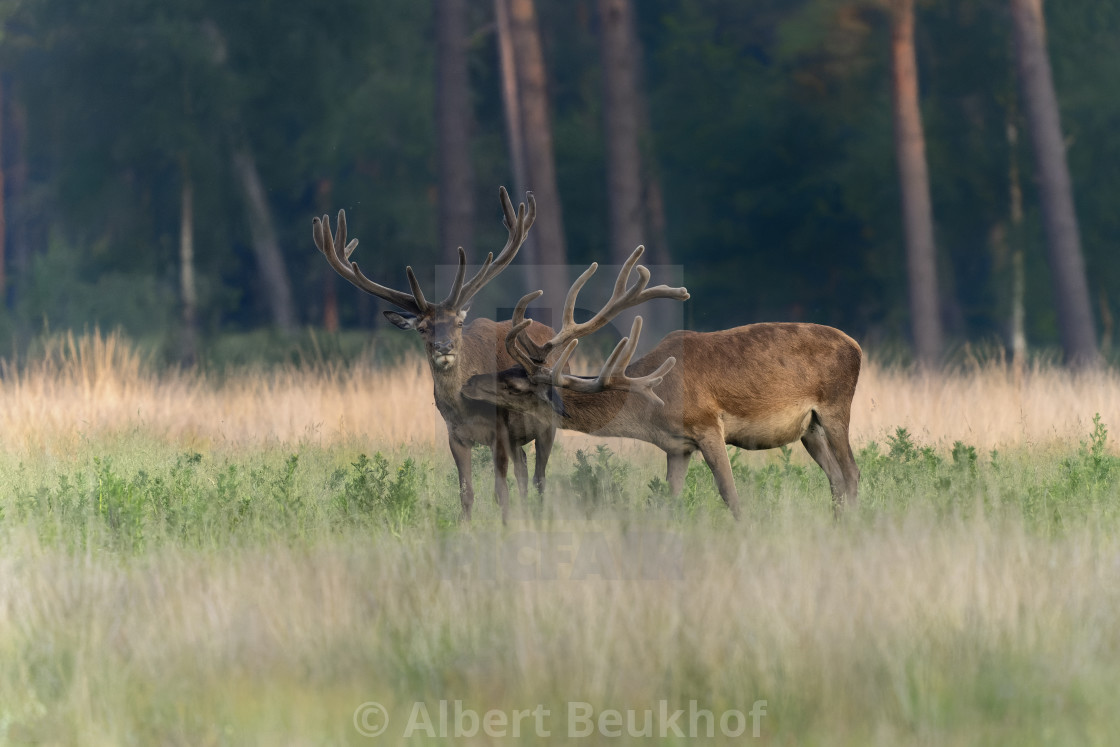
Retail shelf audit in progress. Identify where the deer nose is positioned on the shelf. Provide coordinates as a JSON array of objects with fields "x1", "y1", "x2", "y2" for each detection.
[{"x1": 434, "y1": 340, "x2": 454, "y2": 356}]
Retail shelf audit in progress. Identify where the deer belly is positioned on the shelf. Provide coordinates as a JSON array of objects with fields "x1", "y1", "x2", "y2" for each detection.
[{"x1": 720, "y1": 407, "x2": 813, "y2": 450}]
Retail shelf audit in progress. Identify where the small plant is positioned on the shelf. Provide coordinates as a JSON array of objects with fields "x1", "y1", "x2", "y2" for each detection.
[
  {"x1": 333, "y1": 453, "x2": 420, "y2": 532},
  {"x1": 951, "y1": 441, "x2": 978, "y2": 470},
  {"x1": 271, "y1": 454, "x2": 303, "y2": 518},
  {"x1": 338, "y1": 453, "x2": 392, "y2": 515},
  {"x1": 1086, "y1": 413, "x2": 1110, "y2": 472},
  {"x1": 887, "y1": 427, "x2": 919, "y2": 462},
  {"x1": 382, "y1": 458, "x2": 419, "y2": 534},
  {"x1": 93, "y1": 457, "x2": 148, "y2": 550},
  {"x1": 570, "y1": 445, "x2": 630, "y2": 510},
  {"x1": 647, "y1": 476, "x2": 672, "y2": 503}
]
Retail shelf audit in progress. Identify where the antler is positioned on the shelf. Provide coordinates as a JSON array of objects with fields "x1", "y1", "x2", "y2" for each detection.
[
  {"x1": 312, "y1": 186, "x2": 535, "y2": 314},
  {"x1": 508, "y1": 245, "x2": 689, "y2": 364},
  {"x1": 504, "y1": 245, "x2": 687, "y2": 405},
  {"x1": 313, "y1": 208, "x2": 428, "y2": 313},
  {"x1": 551, "y1": 316, "x2": 678, "y2": 406},
  {"x1": 443, "y1": 186, "x2": 537, "y2": 309}
]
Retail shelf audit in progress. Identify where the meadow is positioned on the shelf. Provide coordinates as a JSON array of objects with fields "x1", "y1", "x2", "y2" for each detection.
[{"x1": 1, "y1": 331, "x2": 1119, "y2": 745}]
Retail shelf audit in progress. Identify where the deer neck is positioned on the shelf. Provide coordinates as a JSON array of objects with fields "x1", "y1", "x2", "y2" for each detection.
[
  {"x1": 555, "y1": 389, "x2": 646, "y2": 438},
  {"x1": 428, "y1": 358, "x2": 470, "y2": 408}
]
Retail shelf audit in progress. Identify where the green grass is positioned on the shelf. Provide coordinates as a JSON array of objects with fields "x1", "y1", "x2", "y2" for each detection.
[{"x1": 1, "y1": 422, "x2": 1119, "y2": 744}]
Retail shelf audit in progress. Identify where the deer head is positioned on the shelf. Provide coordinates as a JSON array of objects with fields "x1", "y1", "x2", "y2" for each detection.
[
  {"x1": 462, "y1": 245, "x2": 687, "y2": 417},
  {"x1": 312, "y1": 187, "x2": 536, "y2": 372}
]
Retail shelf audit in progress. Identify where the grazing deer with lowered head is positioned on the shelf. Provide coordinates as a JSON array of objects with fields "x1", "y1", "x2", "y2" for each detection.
[
  {"x1": 461, "y1": 251, "x2": 862, "y2": 517},
  {"x1": 312, "y1": 187, "x2": 556, "y2": 522}
]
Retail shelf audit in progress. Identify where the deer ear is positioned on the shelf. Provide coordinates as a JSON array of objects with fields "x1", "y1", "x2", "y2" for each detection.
[
  {"x1": 457, "y1": 305, "x2": 470, "y2": 321},
  {"x1": 504, "y1": 372, "x2": 536, "y2": 393},
  {"x1": 384, "y1": 310, "x2": 419, "y2": 330}
]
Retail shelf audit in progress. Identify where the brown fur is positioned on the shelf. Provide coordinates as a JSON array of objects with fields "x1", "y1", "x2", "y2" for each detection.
[
  {"x1": 463, "y1": 322, "x2": 863, "y2": 517},
  {"x1": 407, "y1": 311, "x2": 559, "y2": 522},
  {"x1": 315, "y1": 188, "x2": 543, "y2": 523}
]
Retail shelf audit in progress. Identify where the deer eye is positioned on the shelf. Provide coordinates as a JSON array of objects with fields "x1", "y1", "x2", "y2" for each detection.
[{"x1": 456, "y1": 320, "x2": 464, "y2": 328}]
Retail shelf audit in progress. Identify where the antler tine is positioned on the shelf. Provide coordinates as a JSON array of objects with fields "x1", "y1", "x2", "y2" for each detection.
[
  {"x1": 549, "y1": 316, "x2": 677, "y2": 406},
  {"x1": 510, "y1": 289, "x2": 544, "y2": 329},
  {"x1": 405, "y1": 266, "x2": 429, "y2": 309},
  {"x1": 600, "y1": 315, "x2": 644, "y2": 381},
  {"x1": 312, "y1": 210, "x2": 427, "y2": 314},
  {"x1": 453, "y1": 187, "x2": 537, "y2": 308},
  {"x1": 547, "y1": 339, "x2": 580, "y2": 386},
  {"x1": 561, "y1": 262, "x2": 600, "y2": 330},
  {"x1": 503, "y1": 289, "x2": 549, "y2": 374},
  {"x1": 504, "y1": 316, "x2": 538, "y2": 372},
  {"x1": 441, "y1": 247, "x2": 469, "y2": 308}
]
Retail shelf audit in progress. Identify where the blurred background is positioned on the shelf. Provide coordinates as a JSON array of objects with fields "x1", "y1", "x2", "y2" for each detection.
[{"x1": 0, "y1": 0, "x2": 1114, "y2": 367}]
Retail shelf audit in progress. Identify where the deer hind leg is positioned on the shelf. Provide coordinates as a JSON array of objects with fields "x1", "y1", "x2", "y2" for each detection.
[
  {"x1": 801, "y1": 410, "x2": 860, "y2": 511},
  {"x1": 824, "y1": 412, "x2": 860, "y2": 508},
  {"x1": 696, "y1": 434, "x2": 742, "y2": 520}
]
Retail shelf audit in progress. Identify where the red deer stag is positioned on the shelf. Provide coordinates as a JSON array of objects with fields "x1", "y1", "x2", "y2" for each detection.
[
  {"x1": 312, "y1": 187, "x2": 555, "y2": 522},
  {"x1": 461, "y1": 252, "x2": 862, "y2": 517}
]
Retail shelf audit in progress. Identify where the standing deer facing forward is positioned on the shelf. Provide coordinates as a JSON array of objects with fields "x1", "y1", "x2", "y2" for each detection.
[
  {"x1": 313, "y1": 187, "x2": 555, "y2": 522},
  {"x1": 461, "y1": 252, "x2": 862, "y2": 517}
]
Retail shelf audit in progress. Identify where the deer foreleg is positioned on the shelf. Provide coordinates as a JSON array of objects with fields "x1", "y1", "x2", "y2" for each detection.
[
  {"x1": 697, "y1": 434, "x2": 742, "y2": 520},
  {"x1": 449, "y1": 435, "x2": 474, "y2": 522}
]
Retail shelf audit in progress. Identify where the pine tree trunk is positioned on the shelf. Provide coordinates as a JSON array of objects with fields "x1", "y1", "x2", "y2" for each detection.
[
  {"x1": 495, "y1": 0, "x2": 535, "y2": 297},
  {"x1": 0, "y1": 74, "x2": 7, "y2": 301},
  {"x1": 178, "y1": 160, "x2": 199, "y2": 365},
  {"x1": 597, "y1": 0, "x2": 678, "y2": 338},
  {"x1": 890, "y1": 0, "x2": 943, "y2": 366},
  {"x1": 436, "y1": 0, "x2": 476, "y2": 267},
  {"x1": 7, "y1": 87, "x2": 28, "y2": 311},
  {"x1": 503, "y1": 0, "x2": 569, "y2": 316},
  {"x1": 1006, "y1": 113, "x2": 1027, "y2": 385},
  {"x1": 598, "y1": 0, "x2": 644, "y2": 266},
  {"x1": 232, "y1": 146, "x2": 298, "y2": 333},
  {"x1": 1010, "y1": 0, "x2": 1097, "y2": 366}
]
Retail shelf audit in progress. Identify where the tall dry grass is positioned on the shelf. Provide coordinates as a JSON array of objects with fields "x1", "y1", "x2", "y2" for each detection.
[
  {"x1": 1, "y1": 330, "x2": 1116, "y2": 456},
  {"x1": 2, "y1": 515, "x2": 1118, "y2": 743},
  {"x1": 0, "y1": 331, "x2": 439, "y2": 454}
]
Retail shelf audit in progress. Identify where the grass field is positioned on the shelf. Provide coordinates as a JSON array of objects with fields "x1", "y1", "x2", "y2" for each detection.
[{"x1": 1, "y1": 332, "x2": 1119, "y2": 745}]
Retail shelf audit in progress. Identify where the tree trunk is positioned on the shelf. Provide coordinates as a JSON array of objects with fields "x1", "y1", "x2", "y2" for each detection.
[
  {"x1": 890, "y1": 0, "x2": 943, "y2": 366},
  {"x1": 232, "y1": 146, "x2": 298, "y2": 333},
  {"x1": 1010, "y1": 0, "x2": 1097, "y2": 366},
  {"x1": 6, "y1": 85, "x2": 29, "y2": 311},
  {"x1": 597, "y1": 0, "x2": 677, "y2": 338},
  {"x1": 0, "y1": 74, "x2": 6, "y2": 300},
  {"x1": 598, "y1": 0, "x2": 644, "y2": 266},
  {"x1": 1006, "y1": 112, "x2": 1027, "y2": 384},
  {"x1": 502, "y1": 0, "x2": 569, "y2": 316},
  {"x1": 436, "y1": 0, "x2": 476, "y2": 268},
  {"x1": 178, "y1": 159, "x2": 199, "y2": 365},
  {"x1": 495, "y1": 0, "x2": 528, "y2": 195},
  {"x1": 495, "y1": 0, "x2": 535, "y2": 297}
]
